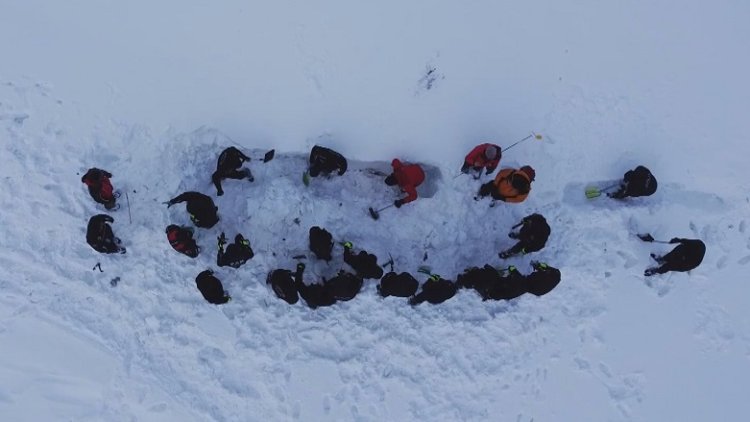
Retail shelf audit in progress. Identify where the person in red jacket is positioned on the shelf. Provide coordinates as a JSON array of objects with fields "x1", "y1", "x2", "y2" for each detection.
[
  {"x1": 81, "y1": 168, "x2": 117, "y2": 210},
  {"x1": 385, "y1": 159, "x2": 425, "y2": 208},
  {"x1": 462, "y1": 143, "x2": 501, "y2": 178}
]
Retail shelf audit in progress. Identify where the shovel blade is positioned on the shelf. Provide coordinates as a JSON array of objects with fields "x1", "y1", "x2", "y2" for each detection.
[{"x1": 263, "y1": 149, "x2": 275, "y2": 162}]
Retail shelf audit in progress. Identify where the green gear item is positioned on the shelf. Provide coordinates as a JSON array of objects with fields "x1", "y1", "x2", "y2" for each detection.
[
  {"x1": 343, "y1": 241, "x2": 353, "y2": 249},
  {"x1": 429, "y1": 274, "x2": 440, "y2": 281}
]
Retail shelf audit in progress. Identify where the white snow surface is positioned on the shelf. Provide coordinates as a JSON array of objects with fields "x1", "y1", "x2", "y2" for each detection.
[{"x1": 2, "y1": 1, "x2": 750, "y2": 421}]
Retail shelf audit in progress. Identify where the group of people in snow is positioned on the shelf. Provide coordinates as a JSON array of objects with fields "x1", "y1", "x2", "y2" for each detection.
[
  {"x1": 266, "y1": 226, "x2": 560, "y2": 308},
  {"x1": 81, "y1": 140, "x2": 705, "y2": 306}
]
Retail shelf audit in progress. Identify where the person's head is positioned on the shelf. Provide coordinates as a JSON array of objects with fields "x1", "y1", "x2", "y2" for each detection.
[
  {"x1": 511, "y1": 172, "x2": 531, "y2": 194},
  {"x1": 519, "y1": 165, "x2": 536, "y2": 182},
  {"x1": 484, "y1": 145, "x2": 499, "y2": 160}
]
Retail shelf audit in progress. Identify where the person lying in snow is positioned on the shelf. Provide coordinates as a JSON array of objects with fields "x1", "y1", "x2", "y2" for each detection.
[
  {"x1": 343, "y1": 242, "x2": 384, "y2": 280},
  {"x1": 608, "y1": 165, "x2": 657, "y2": 199},
  {"x1": 385, "y1": 158, "x2": 425, "y2": 208},
  {"x1": 645, "y1": 238, "x2": 706, "y2": 276},
  {"x1": 267, "y1": 263, "x2": 304, "y2": 305},
  {"x1": 86, "y1": 214, "x2": 126, "y2": 254},
  {"x1": 81, "y1": 168, "x2": 117, "y2": 210},
  {"x1": 377, "y1": 271, "x2": 419, "y2": 298},
  {"x1": 309, "y1": 226, "x2": 334, "y2": 261},
  {"x1": 217, "y1": 232, "x2": 254, "y2": 268},
  {"x1": 525, "y1": 262, "x2": 561, "y2": 296},
  {"x1": 166, "y1": 191, "x2": 219, "y2": 229},
  {"x1": 165, "y1": 225, "x2": 199, "y2": 258},
  {"x1": 195, "y1": 270, "x2": 230, "y2": 304},
  {"x1": 212, "y1": 147, "x2": 253, "y2": 196},
  {"x1": 477, "y1": 166, "x2": 535, "y2": 203},
  {"x1": 461, "y1": 143, "x2": 501, "y2": 178},
  {"x1": 409, "y1": 274, "x2": 458, "y2": 305},
  {"x1": 499, "y1": 213, "x2": 551, "y2": 259},
  {"x1": 308, "y1": 145, "x2": 347, "y2": 178}
]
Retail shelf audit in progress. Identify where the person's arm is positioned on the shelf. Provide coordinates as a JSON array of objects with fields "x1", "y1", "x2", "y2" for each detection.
[
  {"x1": 211, "y1": 172, "x2": 223, "y2": 194},
  {"x1": 238, "y1": 149, "x2": 250, "y2": 162},
  {"x1": 400, "y1": 186, "x2": 418, "y2": 204}
]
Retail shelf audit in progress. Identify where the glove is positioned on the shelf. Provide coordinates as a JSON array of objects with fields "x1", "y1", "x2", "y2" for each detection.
[
  {"x1": 669, "y1": 238, "x2": 681, "y2": 244},
  {"x1": 644, "y1": 268, "x2": 656, "y2": 276},
  {"x1": 394, "y1": 199, "x2": 403, "y2": 208},
  {"x1": 166, "y1": 201, "x2": 174, "y2": 208},
  {"x1": 461, "y1": 163, "x2": 471, "y2": 174},
  {"x1": 218, "y1": 233, "x2": 227, "y2": 248},
  {"x1": 508, "y1": 231, "x2": 519, "y2": 239},
  {"x1": 296, "y1": 263, "x2": 305, "y2": 271},
  {"x1": 217, "y1": 189, "x2": 224, "y2": 196},
  {"x1": 485, "y1": 167, "x2": 494, "y2": 175}
]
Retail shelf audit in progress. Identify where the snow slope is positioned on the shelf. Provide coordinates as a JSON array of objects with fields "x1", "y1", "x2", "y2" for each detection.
[{"x1": 2, "y1": 1, "x2": 750, "y2": 421}]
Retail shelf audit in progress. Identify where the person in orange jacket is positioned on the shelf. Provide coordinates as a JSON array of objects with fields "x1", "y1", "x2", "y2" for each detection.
[
  {"x1": 477, "y1": 165, "x2": 535, "y2": 203},
  {"x1": 385, "y1": 159, "x2": 425, "y2": 207},
  {"x1": 461, "y1": 143, "x2": 501, "y2": 178}
]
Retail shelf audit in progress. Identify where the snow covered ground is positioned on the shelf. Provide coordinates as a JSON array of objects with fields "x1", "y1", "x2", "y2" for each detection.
[{"x1": 2, "y1": 1, "x2": 750, "y2": 421}]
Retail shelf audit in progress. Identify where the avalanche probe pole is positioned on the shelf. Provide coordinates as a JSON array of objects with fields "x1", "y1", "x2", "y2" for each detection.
[{"x1": 126, "y1": 192, "x2": 132, "y2": 224}]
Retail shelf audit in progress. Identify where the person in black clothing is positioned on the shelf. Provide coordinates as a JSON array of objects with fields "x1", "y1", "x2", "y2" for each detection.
[
  {"x1": 499, "y1": 213, "x2": 551, "y2": 259},
  {"x1": 195, "y1": 270, "x2": 231, "y2": 304},
  {"x1": 609, "y1": 165, "x2": 657, "y2": 199},
  {"x1": 343, "y1": 242, "x2": 384, "y2": 280},
  {"x1": 483, "y1": 266, "x2": 526, "y2": 300},
  {"x1": 81, "y1": 168, "x2": 118, "y2": 210},
  {"x1": 409, "y1": 275, "x2": 458, "y2": 305},
  {"x1": 267, "y1": 263, "x2": 304, "y2": 305},
  {"x1": 325, "y1": 270, "x2": 363, "y2": 302},
  {"x1": 378, "y1": 272, "x2": 419, "y2": 298},
  {"x1": 165, "y1": 225, "x2": 200, "y2": 258},
  {"x1": 212, "y1": 147, "x2": 253, "y2": 196},
  {"x1": 86, "y1": 214, "x2": 126, "y2": 254},
  {"x1": 166, "y1": 191, "x2": 219, "y2": 228},
  {"x1": 645, "y1": 238, "x2": 706, "y2": 276},
  {"x1": 295, "y1": 267, "x2": 337, "y2": 309},
  {"x1": 217, "y1": 233, "x2": 254, "y2": 268},
  {"x1": 526, "y1": 261, "x2": 561, "y2": 296},
  {"x1": 309, "y1": 226, "x2": 334, "y2": 261},
  {"x1": 308, "y1": 145, "x2": 347, "y2": 178}
]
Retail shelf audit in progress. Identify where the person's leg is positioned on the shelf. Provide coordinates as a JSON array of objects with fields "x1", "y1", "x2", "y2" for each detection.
[{"x1": 499, "y1": 242, "x2": 524, "y2": 258}]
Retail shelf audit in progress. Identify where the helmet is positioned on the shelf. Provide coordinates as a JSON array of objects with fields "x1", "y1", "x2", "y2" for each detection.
[
  {"x1": 520, "y1": 165, "x2": 536, "y2": 181},
  {"x1": 484, "y1": 145, "x2": 498, "y2": 160}
]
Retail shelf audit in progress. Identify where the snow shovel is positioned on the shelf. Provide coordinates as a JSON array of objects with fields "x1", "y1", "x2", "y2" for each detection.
[
  {"x1": 259, "y1": 149, "x2": 275, "y2": 162},
  {"x1": 368, "y1": 203, "x2": 395, "y2": 220},
  {"x1": 637, "y1": 233, "x2": 672, "y2": 244},
  {"x1": 585, "y1": 183, "x2": 619, "y2": 199}
]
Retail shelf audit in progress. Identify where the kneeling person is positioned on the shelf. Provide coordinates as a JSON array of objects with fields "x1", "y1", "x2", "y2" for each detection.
[{"x1": 217, "y1": 232, "x2": 254, "y2": 268}]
